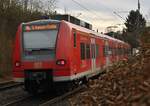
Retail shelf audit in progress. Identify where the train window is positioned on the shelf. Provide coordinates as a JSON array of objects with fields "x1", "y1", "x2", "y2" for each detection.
[
  {"x1": 109, "y1": 47, "x2": 112, "y2": 56},
  {"x1": 121, "y1": 48, "x2": 122, "y2": 55},
  {"x1": 23, "y1": 30, "x2": 58, "y2": 59},
  {"x1": 96, "y1": 44, "x2": 99, "y2": 58},
  {"x1": 112, "y1": 48, "x2": 114, "y2": 56},
  {"x1": 106, "y1": 46, "x2": 109, "y2": 56},
  {"x1": 103, "y1": 46, "x2": 104, "y2": 56},
  {"x1": 103, "y1": 46, "x2": 106, "y2": 56},
  {"x1": 115, "y1": 48, "x2": 117, "y2": 56},
  {"x1": 103, "y1": 46, "x2": 108, "y2": 56},
  {"x1": 24, "y1": 30, "x2": 58, "y2": 49},
  {"x1": 91, "y1": 44, "x2": 96, "y2": 58},
  {"x1": 120, "y1": 48, "x2": 121, "y2": 55},
  {"x1": 80, "y1": 43, "x2": 85, "y2": 60},
  {"x1": 73, "y1": 31, "x2": 76, "y2": 47},
  {"x1": 117, "y1": 48, "x2": 118, "y2": 55},
  {"x1": 122, "y1": 48, "x2": 124, "y2": 55},
  {"x1": 86, "y1": 44, "x2": 90, "y2": 59},
  {"x1": 113, "y1": 48, "x2": 115, "y2": 56},
  {"x1": 121, "y1": 48, "x2": 123, "y2": 55}
]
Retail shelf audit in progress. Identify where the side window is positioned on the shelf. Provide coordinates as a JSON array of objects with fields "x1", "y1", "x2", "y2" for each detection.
[
  {"x1": 91, "y1": 44, "x2": 96, "y2": 58},
  {"x1": 105, "y1": 46, "x2": 108, "y2": 56},
  {"x1": 119, "y1": 47, "x2": 121, "y2": 55},
  {"x1": 103, "y1": 46, "x2": 105, "y2": 56},
  {"x1": 115, "y1": 46, "x2": 117, "y2": 56},
  {"x1": 73, "y1": 31, "x2": 76, "y2": 47},
  {"x1": 113, "y1": 48, "x2": 115, "y2": 56},
  {"x1": 121, "y1": 48, "x2": 123, "y2": 55},
  {"x1": 96, "y1": 44, "x2": 99, "y2": 58},
  {"x1": 80, "y1": 43, "x2": 85, "y2": 60},
  {"x1": 86, "y1": 44, "x2": 90, "y2": 59},
  {"x1": 117, "y1": 47, "x2": 119, "y2": 55},
  {"x1": 117, "y1": 48, "x2": 118, "y2": 55},
  {"x1": 112, "y1": 47, "x2": 114, "y2": 56},
  {"x1": 109, "y1": 46, "x2": 111, "y2": 55}
]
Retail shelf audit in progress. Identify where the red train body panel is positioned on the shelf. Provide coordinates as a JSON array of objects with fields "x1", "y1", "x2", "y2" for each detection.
[{"x1": 12, "y1": 19, "x2": 130, "y2": 93}]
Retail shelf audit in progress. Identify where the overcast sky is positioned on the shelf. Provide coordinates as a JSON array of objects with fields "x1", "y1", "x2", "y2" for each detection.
[{"x1": 55, "y1": 0, "x2": 150, "y2": 32}]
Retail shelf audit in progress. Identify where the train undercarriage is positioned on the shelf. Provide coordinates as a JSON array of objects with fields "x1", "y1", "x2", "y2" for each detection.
[
  {"x1": 24, "y1": 70, "x2": 53, "y2": 94},
  {"x1": 24, "y1": 70, "x2": 88, "y2": 95}
]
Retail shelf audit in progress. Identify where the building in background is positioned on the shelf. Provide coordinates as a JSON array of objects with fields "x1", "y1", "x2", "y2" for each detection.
[{"x1": 146, "y1": 21, "x2": 150, "y2": 27}]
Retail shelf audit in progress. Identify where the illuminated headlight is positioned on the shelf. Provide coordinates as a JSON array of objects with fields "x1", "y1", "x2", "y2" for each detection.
[{"x1": 15, "y1": 61, "x2": 21, "y2": 67}]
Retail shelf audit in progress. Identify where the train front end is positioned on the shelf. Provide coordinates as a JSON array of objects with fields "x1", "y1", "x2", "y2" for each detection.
[{"x1": 13, "y1": 20, "x2": 60, "y2": 93}]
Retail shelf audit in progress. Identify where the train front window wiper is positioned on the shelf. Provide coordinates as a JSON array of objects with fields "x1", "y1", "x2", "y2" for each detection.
[
  {"x1": 25, "y1": 47, "x2": 54, "y2": 51},
  {"x1": 24, "y1": 47, "x2": 55, "y2": 56}
]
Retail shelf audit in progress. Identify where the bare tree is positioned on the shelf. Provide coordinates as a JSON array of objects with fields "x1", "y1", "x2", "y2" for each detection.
[
  {"x1": 0, "y1": 0, "x2": 57, "y2": 76},
  {"x1": 44, "y1": 0, "x2": 57, "y2": 15}
]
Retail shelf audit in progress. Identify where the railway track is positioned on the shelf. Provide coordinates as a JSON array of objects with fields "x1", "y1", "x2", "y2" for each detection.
[
  {"x1": 4, "y1": 85, "x2": 85, "y2": 106},
  {"x1": 40, "y1": 85, "x2": 85, "y2": 106},
  {"x1": 0, "y1": 80, "x2": 22, "y2": 91},
  {"x1": 4, "y1": 95, "x2": 30, "y2": 106}
]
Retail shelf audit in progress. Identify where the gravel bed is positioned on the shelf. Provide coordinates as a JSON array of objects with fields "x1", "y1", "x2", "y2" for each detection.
[
  {"x1": 49, "y1": 100, "x2": 71, "y2": 106},
  {"x1": 0, "y1": 86, "x2": 29, "y2": 106}
]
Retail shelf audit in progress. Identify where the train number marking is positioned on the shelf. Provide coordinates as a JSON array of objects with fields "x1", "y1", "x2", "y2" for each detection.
[{"x1": 34, "y1": 62, "x2": 42, "y2": 69}]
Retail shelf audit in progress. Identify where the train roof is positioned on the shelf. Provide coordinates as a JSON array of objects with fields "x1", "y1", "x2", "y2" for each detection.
[
  {"x1": 21, "y1": 19, "x2": 128, "y2": 45},
  {"x1": 63, "y1": 20, "x2": 126, "y2": 44},
  {"x1": 22, "y1": 19, "x2": 60, "y2": 25},
  {"x1": 102, "y1": 34, "x2": 125, "y2": 43}
]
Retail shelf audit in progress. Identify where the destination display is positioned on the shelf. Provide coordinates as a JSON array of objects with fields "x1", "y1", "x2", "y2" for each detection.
[{"x1": 23, "y1": 24, "x2": 58, "y2": 31}]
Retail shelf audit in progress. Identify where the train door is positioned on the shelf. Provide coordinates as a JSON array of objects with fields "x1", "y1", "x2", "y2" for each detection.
[
  {"x1": 72, "y1": 29, "x2": 78, "y2": 74},
  {"x1": 105, "y1": 40, "x2": 110, "y2": 67},
  {"x1": 91, "y1": 38, "x2": 96, "y2": 71}
]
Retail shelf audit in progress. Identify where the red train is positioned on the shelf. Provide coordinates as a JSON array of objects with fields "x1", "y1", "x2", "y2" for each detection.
[{"x1": 13, "y1": 19, "x2": 130, "y2": 94}]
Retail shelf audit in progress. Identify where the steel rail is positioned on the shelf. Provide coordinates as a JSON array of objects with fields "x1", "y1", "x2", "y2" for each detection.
[
  {"x1": 4, "y1": 95, "x2": 30, "y2": 106},
  {"x1": 0, "y1": 80, "x2": 23, "y2": 91},
  {"x1": 40, "y1": 85, "x2": 85, "y2": 106}
]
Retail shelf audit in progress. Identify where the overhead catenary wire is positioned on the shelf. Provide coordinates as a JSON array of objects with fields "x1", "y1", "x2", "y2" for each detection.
[
  {"x1": 72, "y1": 0, "x2": 126, "y2": 24},
  {"x1": 71, "y1": 0, "x2": 90, "y2": 12},
  {"x1": 71, "y1": 0, "x2": 106, "y2": 21},
  {"x1": 69, "y1": 0, "x2": 127, "y2": 31},
  {"x1": 94, "y1": 0, "x2": 126, "y2": 21},
  {"x1": 113, "y1": 12, "x2": 126, "y2": 21},
  {"x1": 94, "y1": 0, "x2": 129, "y2": 24}
]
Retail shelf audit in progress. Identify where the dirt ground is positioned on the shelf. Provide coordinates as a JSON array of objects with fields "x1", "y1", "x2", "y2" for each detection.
[{"x1": 0, "y1": 74, "x2": 12, "y2": 82}]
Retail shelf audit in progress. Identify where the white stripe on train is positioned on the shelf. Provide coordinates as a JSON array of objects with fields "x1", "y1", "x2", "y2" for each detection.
[{"x1": 14, "y1": 67, "x2": 108, "y2": 82}]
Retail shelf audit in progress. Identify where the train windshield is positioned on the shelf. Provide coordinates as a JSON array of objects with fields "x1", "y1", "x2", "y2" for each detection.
[
  {"x1": 23, "y1": 30, "x2": 57, "y2": 49},
  {"x1": 22, "y1": 23, "x2": 59, "y2": 60}
]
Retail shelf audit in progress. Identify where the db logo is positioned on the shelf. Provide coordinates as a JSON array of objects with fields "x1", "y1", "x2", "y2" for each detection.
[{"x1": 34, "y1": 62, "x2": 42, "y2": 69}]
